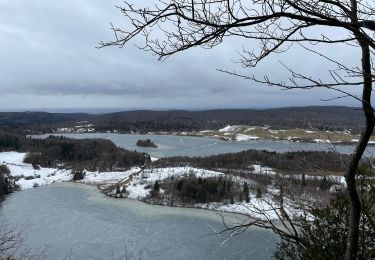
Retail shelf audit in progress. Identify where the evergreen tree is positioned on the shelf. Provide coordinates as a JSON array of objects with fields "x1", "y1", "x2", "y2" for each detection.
[
  {"x1": 243, "y1": 182, "x2": 250, "y2": 203},
  {"x1": 275, "y1": 191, "x2": 375, "y2": 259},
  {"x1": 256, "y1": 186, "x2": 262, "y2": 199},
  {"x1": 153, "y1": 180, "x2": 160, "y2": 192},
  {"x1": 150, "y1": 180, "x2": 161, "y2": 198}
]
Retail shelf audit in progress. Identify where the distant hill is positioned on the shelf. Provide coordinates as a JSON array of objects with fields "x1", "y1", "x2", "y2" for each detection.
[
  {"x1": 0, "y1": 106, "x2": 365, "y2": 134},
  {"x1": 0, "y1": 112, "x2": 94, "y2": 133},
  {"x1": 92, "y1": 106, "x2": 364, "y2": 133}
]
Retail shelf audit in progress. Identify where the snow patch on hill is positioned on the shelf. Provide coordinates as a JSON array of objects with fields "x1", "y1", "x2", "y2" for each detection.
[
  {"x1": 219, "y1": 125, "x2": 240, "y2": 132},
  {"x1": 235, "y1": 134, "x2": 259, "y2": 141}
]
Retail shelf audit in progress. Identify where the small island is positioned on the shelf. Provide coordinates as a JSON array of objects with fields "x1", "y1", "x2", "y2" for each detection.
[{"x1": 136, "y1": 139, "x2": 158, "y2": 148}]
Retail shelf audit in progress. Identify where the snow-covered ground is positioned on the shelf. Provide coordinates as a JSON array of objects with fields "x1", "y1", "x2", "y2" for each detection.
[
  {"x1": 81, "y1": 168, "x2": 141, "y2": 185},
  {"x1": 0, "y1": 152, "x2": 72, "y2": 190},
  {"x1": 312, "y1": 139, "x2": 331, "y2": 143},
  {"x1": 126, "y1": 167, "x2": 224, "y2": 199},
  {"x1": 219, "y1": 125, "x2": 241, "y2": 132},
  {"x1": 201, "y1": 125, "x2": 371, "y2": 144},
  {"x1": 54, "y1": 122, "x2": 96, "y2": 133},
  {"x1": 235, "y1": 134, "x2": 259, "y2": 141},
  {"x1": 127, "y1": 166, "x2": 308, "y2": 220},
  {"x1": 250, "y1": 164, "x2": 277, "y2": 176},
  {"x1": 122, "y1": 166, "x2": 306, "y2": 220},
  {"x1": 268, "y1": 129, "x2": 279, "y2": 134},
  {"x1": 200, "y1": 130, "x2": 214, "y2": 133},
  {"x1": 199, "y1": 195, "x2": 303, "y2": 220},
  {"x1": 0, "y1": 152, "x2": 337, "y2": 221},
  {"x1": 250, "y1": 163, "x2": 345, "y2": 185},
  {"x1": 0, "y1": 152, "x2": 140, "y2": 190}
]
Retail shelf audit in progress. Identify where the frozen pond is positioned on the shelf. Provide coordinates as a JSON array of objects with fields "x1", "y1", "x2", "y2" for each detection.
[
  {"x1": 35, "y1": 133, "x2": 375, "y2": 157},
  {"x1": 1, "y1": 183, "x2": 277, "y2": 259}
]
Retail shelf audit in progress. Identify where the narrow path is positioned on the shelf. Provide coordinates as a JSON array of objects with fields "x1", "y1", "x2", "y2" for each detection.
[{"x1": 99, "y1": 168, "x2": 144, "y2": 193}]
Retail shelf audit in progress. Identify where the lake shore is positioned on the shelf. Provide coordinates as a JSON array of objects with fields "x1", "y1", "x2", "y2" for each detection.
[
  {"x1": 0, "y1": 151, "x2": 298, "y2": 221},
  {"x1": 51, "y1": 124, "x2": 375, "y2": 145}
]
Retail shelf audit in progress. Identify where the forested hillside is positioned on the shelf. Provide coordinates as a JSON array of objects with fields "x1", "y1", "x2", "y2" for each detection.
[
  {"x1": 154, "y1": 150, "x2": 348, "y2": 174},
  {"x1": 0, "y1": 112, "x2": 93, "y2": 133},
  {"x1": 0, "y1": 106, "x2": 364, "y2": 133}
]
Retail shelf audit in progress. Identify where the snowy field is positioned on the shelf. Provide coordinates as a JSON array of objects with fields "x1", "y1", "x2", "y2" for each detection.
[
  {"x1": 199, "y1": 124, "x2": 375, "y2": 145},
  {"x1": 0, "y1": 152, "x2": 72, "y2": 190},
  {"x1": 0, "y1": 152, "x2": 141, "y2": 189}
]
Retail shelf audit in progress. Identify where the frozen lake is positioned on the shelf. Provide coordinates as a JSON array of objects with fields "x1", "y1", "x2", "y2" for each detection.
[
  {"x1": 10, "y1": 132, "x2": 367, "y2": 259},
  {"x1": 1, "y1": 183, "x2": 277, "y2": 259}
]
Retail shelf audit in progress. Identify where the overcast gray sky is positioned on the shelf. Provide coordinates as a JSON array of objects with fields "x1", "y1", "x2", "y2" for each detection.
[{"x1": 0, "y1": 0, "x2": 364, "y2": 112}]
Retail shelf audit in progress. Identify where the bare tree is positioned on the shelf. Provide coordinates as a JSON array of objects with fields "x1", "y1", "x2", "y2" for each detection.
[
  {"x1": 99, "y1": 1, "x2": 375, "y2": 259},
  {"x1": 0, "y1": 219, "x2": 46, "y2": 259},
  {"x1": 0, "y1": 219, "x2": 24, "y2": 257}
]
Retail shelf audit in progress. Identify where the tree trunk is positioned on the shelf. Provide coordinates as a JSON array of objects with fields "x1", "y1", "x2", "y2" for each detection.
[{"x1": 344, "y1": 41, "x2": 374, "y2": 260}]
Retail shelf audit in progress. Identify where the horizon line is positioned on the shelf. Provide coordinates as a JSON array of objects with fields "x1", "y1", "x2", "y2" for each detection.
[{"x1": 0, "y1": 105, "x2": 362, "y2": 114}]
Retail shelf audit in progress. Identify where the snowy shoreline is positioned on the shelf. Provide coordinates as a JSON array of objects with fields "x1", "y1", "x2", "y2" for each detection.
[
  {"x1": 46, "y1": 127, "x2": 375, "y2": 145},
  {"x1": 0, "y1": 151, "x2": 299, "y2": 220}
]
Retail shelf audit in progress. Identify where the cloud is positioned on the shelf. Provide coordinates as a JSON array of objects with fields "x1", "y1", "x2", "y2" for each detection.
[{"x1": 0, "y1": 0, "x2": 363, "y2": 110}]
